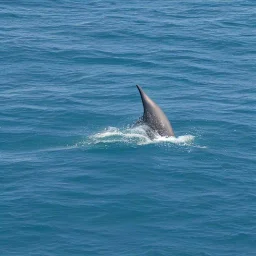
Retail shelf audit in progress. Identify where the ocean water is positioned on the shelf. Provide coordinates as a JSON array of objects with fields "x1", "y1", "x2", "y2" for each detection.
[{"x1": 1, "y1": 1, "x2": 256, "y2": 255}]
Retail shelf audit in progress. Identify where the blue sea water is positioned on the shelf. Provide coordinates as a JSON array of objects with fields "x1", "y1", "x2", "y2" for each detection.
[{"x1": 1, "y1": 0, "x2": 256, "y2": 255}]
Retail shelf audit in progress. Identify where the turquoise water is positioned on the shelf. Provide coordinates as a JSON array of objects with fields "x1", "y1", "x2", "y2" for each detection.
[{"x1": 1, "y1": 1, "x2": 256, "y2": 255}]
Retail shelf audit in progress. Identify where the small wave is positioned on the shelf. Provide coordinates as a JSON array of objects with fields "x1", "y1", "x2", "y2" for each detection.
[{"x1": 88, "y1": 125, "x2": 195, "y2": 146}]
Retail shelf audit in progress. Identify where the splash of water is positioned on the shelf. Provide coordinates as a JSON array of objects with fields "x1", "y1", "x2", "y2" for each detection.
[{"x1": 88, "y1": 125, "x2": 195, "y2": 146}]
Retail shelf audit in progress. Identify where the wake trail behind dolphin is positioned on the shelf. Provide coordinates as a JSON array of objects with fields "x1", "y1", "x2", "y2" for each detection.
[{"x1": 88, "y1": 125, "x2": 195, "y2": 146}]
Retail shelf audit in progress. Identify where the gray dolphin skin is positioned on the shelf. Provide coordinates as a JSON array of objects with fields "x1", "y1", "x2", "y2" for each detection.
[{"x1": 136, "y1": 85, "x2": 175, "y2": 137}]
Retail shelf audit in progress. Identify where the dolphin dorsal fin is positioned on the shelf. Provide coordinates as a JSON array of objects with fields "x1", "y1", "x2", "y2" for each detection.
[{"x1": 136, "y1": 85, "x2": 175, "y2": 137}]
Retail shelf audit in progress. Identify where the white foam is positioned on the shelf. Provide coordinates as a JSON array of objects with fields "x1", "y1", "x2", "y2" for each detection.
[{"x1": 88, "y1": 125, "x2": 196, "y2": 146}]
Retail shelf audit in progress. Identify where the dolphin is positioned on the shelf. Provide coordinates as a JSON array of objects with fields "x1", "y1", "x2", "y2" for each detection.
[{"x1": 136, "y1": 85, "x2": 175, "y2": 137}]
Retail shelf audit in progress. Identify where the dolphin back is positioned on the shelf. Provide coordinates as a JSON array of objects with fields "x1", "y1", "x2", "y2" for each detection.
[{"x1": 136, "y1": 85, "x2": 175, "y2": 137}]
